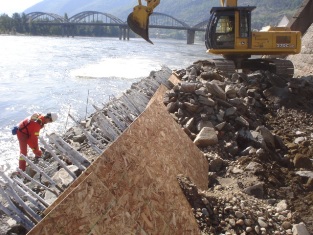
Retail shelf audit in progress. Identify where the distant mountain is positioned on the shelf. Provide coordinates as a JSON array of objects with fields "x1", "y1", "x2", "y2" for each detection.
[
  {"x1": 23, "y1": 0, "x2": 137, "y2": 19},
  {"x1": 24, "y1": 0, "x2": 303, "y2": 29}
]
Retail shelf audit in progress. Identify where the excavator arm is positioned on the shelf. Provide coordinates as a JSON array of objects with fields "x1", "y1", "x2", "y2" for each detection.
[
  {"x1": 127, "y1": 0, "x2": 237, "y2": 44},
  {"x1": 127, "y1": 0, "x2": 160, "y2": 44}
]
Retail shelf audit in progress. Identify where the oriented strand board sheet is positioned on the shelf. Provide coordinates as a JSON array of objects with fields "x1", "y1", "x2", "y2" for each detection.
[
  {"x1": 29, "y1": 172, "x2": 117, "y2": 235},
  {"x1": 42, "y1": 171, "x2": 91, "y2": 216},
  {"x1": 168, "y1": 74, "x2": 181, "y2": 86},
  {"x1": 43, "y1": 82, "x2": 180, "y2": 216},
  {"x1": 27, "y1": 85, "x2": 208, "y2": 235}
]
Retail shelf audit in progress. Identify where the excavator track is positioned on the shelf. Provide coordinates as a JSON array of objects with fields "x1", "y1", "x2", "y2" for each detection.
[
  {"x1": 268, "y1": 59, "x2": 294, "y2": 79},
  {"x1": 208, "y1": 59, "x2": 236, "y2": 76},
  {"x1": 242, "y1": 59, "x2": 295, "y2": 79},
  {"x1": 203, "y1": 58, "x2": 295, "y2": 79}
]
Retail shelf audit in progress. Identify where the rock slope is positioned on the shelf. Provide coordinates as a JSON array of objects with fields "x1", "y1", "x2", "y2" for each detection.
[{"x1": 168, "y1": 60, "x2": 313, "y2": 234}]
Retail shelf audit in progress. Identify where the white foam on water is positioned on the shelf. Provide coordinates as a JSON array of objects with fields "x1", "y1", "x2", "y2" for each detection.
[{"x1": 70, "y1": 57, "x2": 163, "y2": 79}]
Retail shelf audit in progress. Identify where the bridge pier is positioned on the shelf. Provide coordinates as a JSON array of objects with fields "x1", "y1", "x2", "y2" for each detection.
[
  {"x1": 62, "y1": 24, "x2": 75, "y2": 38},
  {"x1": 187, "y1": 29, "x2": 195, "y2": 44},
  {"x1": 119, "y1": 26, "x2": 129, "y2": 41}
]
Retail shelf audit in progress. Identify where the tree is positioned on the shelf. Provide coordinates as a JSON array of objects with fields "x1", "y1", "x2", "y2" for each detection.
[
  {"x1": 11, "y1": 13, "x2": 22, "y2": 34},
  {"x1": 0, "y1": 14, "x2": 12, "y2": 33},
  {"x1": 21, "y1": 13, "x2": 29, "y2": 34},
  {"x1": 64, "y1": 13, "x2": 69, "y2": 22}
]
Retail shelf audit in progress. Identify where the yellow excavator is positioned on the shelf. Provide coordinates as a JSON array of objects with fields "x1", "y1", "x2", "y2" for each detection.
[{"x1": 127, "y1": 0, "x2": 302, "y2": 78}]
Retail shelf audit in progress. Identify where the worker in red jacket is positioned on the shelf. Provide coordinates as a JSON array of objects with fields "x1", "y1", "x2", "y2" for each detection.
[{"x1": 16, "y1": 112, "x2": 58, "y2": 171}]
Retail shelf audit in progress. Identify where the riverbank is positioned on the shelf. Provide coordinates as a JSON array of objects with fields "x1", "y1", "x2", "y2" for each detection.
[
  {"x1": 0, "y1": 21, "x2": 313, "y2": 231},
  {"x1": 1, "y1": 59, "x2": 313, "y2": 234},
  {"x1": 2, "y1": 21, "x2": 313, "y2": 233},
  {"x1": 0, "y1": 66, "x2": 173, "y2": 235}
]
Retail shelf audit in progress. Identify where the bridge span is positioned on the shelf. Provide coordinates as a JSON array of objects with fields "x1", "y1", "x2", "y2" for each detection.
[{"x1": 26, "y1": 11, "x2": 209, "y2": 44}]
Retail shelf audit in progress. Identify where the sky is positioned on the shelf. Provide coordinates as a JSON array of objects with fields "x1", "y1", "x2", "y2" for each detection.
[{"x1": 0, "y1": 0, "x2": 43, "y2": 15}]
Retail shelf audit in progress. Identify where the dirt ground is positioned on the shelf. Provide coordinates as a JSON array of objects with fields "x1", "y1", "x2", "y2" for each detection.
[{"x1": 264, "y1": 96, "x2": 313, "y2": 233}]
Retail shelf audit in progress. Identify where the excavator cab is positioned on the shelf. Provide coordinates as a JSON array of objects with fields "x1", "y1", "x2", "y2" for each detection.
[
  {"x1": 205, "y1": 6, "x2": 254, "y2": 57},
  {"x1": 204, "y1": 5, "x2": 301, "y2": 78}
]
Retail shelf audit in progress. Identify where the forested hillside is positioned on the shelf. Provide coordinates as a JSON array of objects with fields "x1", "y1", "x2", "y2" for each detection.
[
  {"x1": 153, "y1": 0, "x2": 303, "y2": 28},
  {"x1": 24, "y1": 0, "x2": 303, "y2": 29}
]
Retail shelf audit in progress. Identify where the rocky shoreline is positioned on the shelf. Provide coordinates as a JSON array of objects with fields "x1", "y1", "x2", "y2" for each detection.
[
  {"x1": 166, "y1": 60, "x2": 313, "y2": 234},
  {"x1": 1, "y1": 60, "x2": 313, "y2": 234}
]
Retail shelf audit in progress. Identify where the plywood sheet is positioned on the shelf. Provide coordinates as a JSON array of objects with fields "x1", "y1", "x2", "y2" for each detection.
[
  {"x1": 168, "y1": 73, "x2": 181, "y2": 85},
  {"x1": 43, "y1": 76, "x2": 181, "y2": 216},
  {"x1": 28, "y1": 84, "x2": 208, "y2": 235},
  {"x1": 29, "y1": 172, "x2": 116, "y2": 235}
]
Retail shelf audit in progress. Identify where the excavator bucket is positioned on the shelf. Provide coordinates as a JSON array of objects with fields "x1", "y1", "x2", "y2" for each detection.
[{"x1": 127, "y1": 5, "x2": 153, "y2": 44}]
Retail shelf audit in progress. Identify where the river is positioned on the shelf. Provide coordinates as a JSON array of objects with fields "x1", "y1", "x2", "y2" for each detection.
[{"x1": 0, "y1": 35, "x2": 213, "y2": 173}]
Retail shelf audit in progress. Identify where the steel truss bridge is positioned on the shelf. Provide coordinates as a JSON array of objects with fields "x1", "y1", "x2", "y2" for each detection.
[{"x1": 26, "y1": 11, "x2": 209, "y2": 44}]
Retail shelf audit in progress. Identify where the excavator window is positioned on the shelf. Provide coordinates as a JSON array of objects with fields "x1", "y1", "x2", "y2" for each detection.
[
  {"x1": 216, "y1": 16, "x2": 234, "y2": 33},
  {"x1": 239, "y1": 11, "x2": 249, "y2": 38},
  {"x1": 214, "y1": 14, "x2": 235, "y2": 48},
  {"x1": 205, "y1": 7, "x2": 254, "y2": 50}
]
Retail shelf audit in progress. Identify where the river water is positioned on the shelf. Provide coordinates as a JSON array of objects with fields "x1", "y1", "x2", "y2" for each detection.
[{"x1": 0, "y1": 35, "x2": 213, "y2": 173}]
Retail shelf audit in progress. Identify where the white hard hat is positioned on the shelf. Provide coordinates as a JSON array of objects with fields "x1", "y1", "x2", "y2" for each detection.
[
  {"x1": 51, "y1": 113, "x2": 58, "y2": 122},
  {"x1": 46, "y1": 112, "x2": 58, "y2": 122}
]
